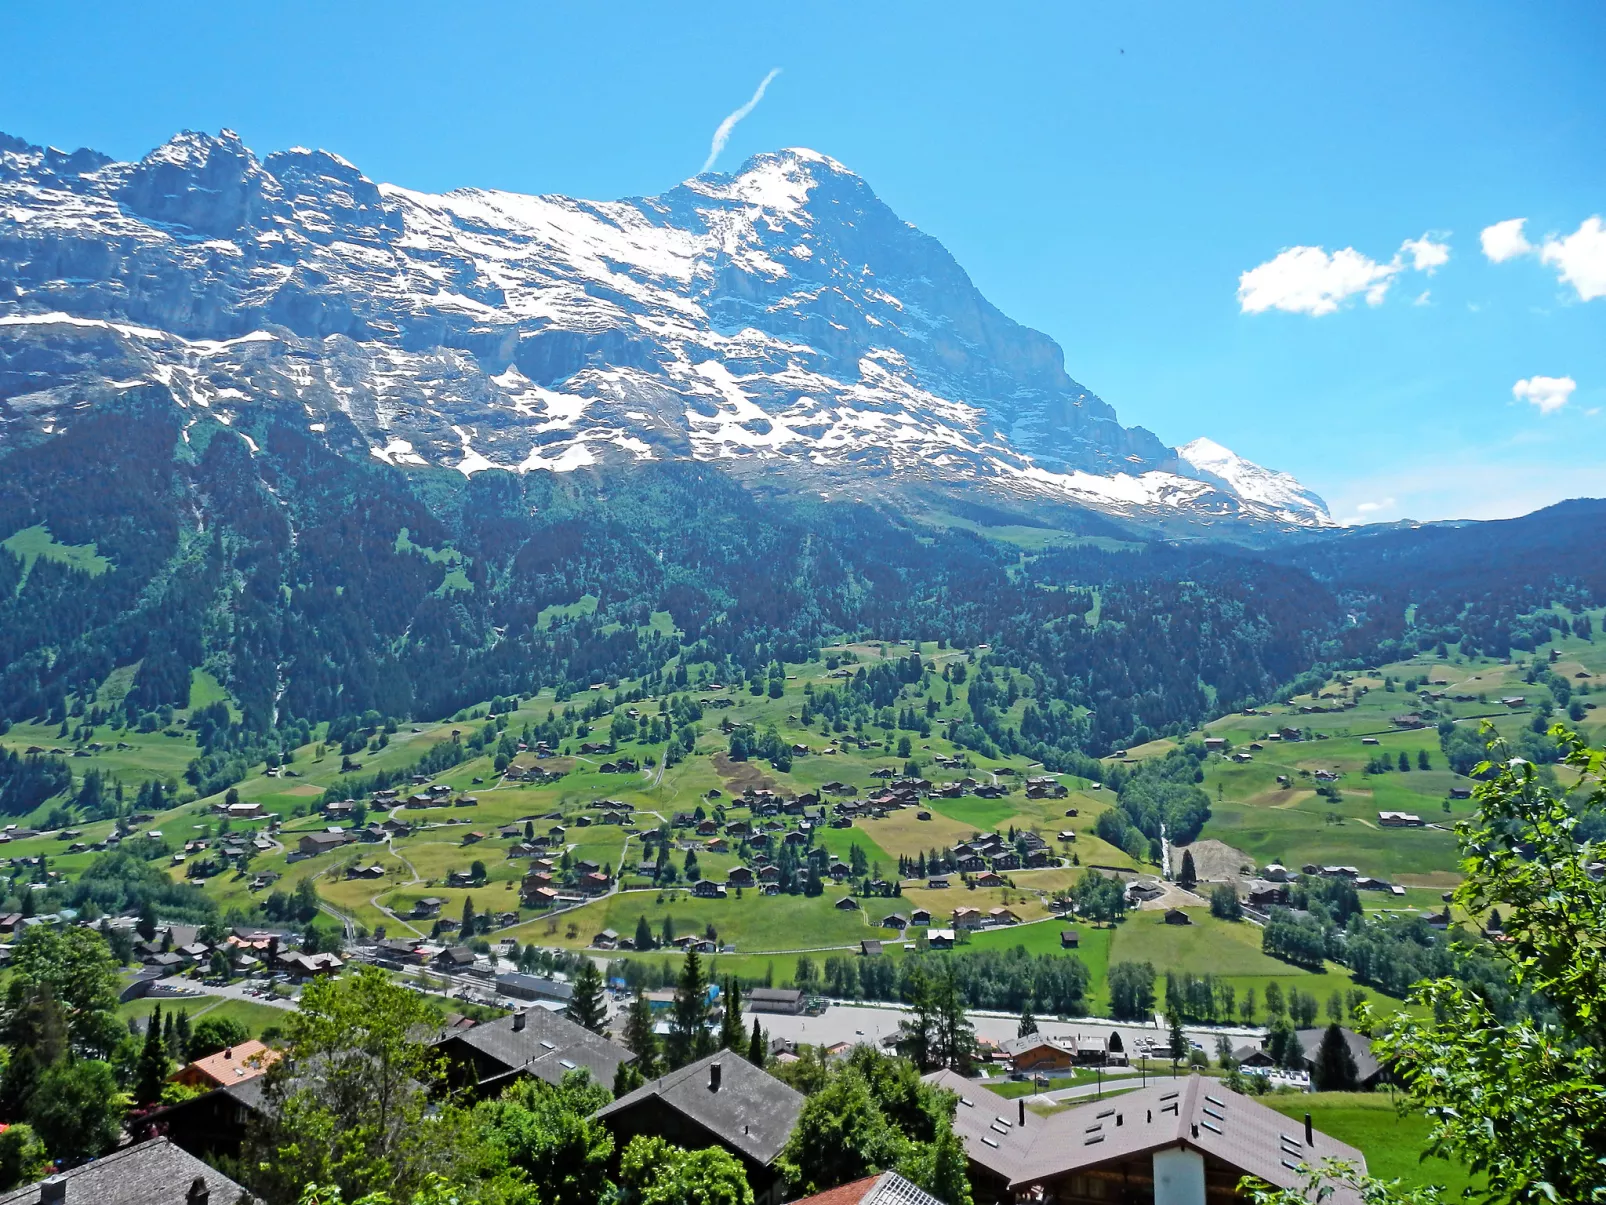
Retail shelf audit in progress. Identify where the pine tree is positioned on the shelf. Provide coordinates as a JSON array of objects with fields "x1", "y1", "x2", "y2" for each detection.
[
  {"x1": 935, "y1": 966, "x2": 975, "y2": 1073},
  {"x1": 622, "y1": 989, "x2": 660, "y2": 1078},
  {"x1": 719, "y1": 977, "x2": 746, "y2": 1052},
  {"x1": 635, "y1": 914, "x2": 654, "y2": 951},
  {"x1": 134, "y1": 1003, "x2": 169, "y2": 1106},
  {"x1": 666, "y1": 950, "x2": 712, "y2": 1069},
  {"x1": 136, "y1": 901, "x2": 157, "y2": 943},
  {"x1": 1311, "y1": 1022, "x2": 1359, "y2": 1091},
  {"x1": 461, "y1": 896, "x2": 476, "y2": 937},
  {"x1": 1168, "y1": 1014, "x2": 1188, "y2": 1066},
  {"x1": 567, "y1": 959, "x2": 608, "y2": 1033},
  {"x1": 1177, "y1": 849, "x2": 1198, "y2": 889},
  {"x1": 613, "y1": 1059, "x2": 644, "y2": 1097},
  {"x1": 1017, "y1": 1006, "x2": 1038, "y2": 1038},
  {"x1": 1266, "y1": 1013, "x2": 1299, "y2": 1068},
  {"x1": 174, "y1": 1007, "x2": 192, "y2": 1060},
  {"x1": 895, "y1": 968, "x2": 941, "y2": 1070},
  {"x1": 747, "y1": 1016, "x2": 767, "y2": 1067}
]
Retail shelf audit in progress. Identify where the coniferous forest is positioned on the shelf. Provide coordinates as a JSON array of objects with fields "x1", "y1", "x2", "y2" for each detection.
[{"x1": 2, "y1": 392, "x2": 1604, "y2": 812}]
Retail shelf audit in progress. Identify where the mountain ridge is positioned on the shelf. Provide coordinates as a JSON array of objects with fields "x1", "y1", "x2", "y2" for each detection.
[{"x1": 0, "y1": 127, "x2": 1332, "y2": 532}]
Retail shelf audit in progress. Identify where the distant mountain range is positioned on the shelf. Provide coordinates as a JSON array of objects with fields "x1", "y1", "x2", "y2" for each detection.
[{"x1": 0, "y1": 128, "x2": 1333, "y2": 533}]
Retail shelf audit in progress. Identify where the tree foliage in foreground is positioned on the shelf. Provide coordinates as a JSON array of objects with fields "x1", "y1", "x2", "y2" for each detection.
[
  {"x1": 776, "y1": 1046, "x2": 972, "y2": 1205},
  {"x1": 248, "y1": 966, "x2": 469, "y2": 1204}
]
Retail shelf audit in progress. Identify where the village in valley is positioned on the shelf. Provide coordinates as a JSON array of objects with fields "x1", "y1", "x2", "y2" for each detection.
[{"x1": 3, "y1": 608, "x2": 1602, "y2": 1200}]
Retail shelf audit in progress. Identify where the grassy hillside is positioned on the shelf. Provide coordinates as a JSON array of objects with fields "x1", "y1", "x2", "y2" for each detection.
[{"x1": 5, "y1": 606, "x2": 1602, "y2": 1024}]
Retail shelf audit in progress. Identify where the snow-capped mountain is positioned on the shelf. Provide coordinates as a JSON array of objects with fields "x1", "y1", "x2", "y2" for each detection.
[
  {"x1": 0, "y1": 128, "x2": 1332, "y2": 530},
  {"x1": 1176, "y1": 438, "x2": 1331, "y2": 526}
]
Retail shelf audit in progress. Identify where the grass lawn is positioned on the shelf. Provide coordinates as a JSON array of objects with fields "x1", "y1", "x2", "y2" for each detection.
[
  {"x1": 1262, "y1": 1092, "x2": 1479, "y2": 1195},
  {"x1": 502, "y1": 888, "x2": 897, "y2": 953},
  {"x1": 1108, "y1": 908, "x2": 1390, "y2": 1018},
  {"x1": 928, "y1": 798, "x2": 1022, "y2": 832},
  {"x1": 182, "y1": 996, "x2": 294, "y2": 1037},
  {"x1": 981, "y1": 1068, "x2": 1105, "y2": 1096},
  {"x1": 115, "y1": 994, "x2": 290, "y2": 1038},
  {"x1": 812, "y1": 823, "x2": 898, "y2": 873},
  {"x1": 2, "y1": 523, "x2": 112, "y2": 578}
]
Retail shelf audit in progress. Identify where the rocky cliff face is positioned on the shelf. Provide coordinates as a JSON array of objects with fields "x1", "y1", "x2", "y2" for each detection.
[{"x1": 0, "y1": 129, "x2": 1331, "y2": 529}]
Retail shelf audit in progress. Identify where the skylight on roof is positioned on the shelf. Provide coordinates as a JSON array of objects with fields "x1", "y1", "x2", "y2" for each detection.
[
  {"x1": 981, "y1": 1136, "x2": 999, "y2": 1149},
  {"x1": 1201, "y1": 1120, "x2": 1222, "y2": 1134},
  {"x1": 559, "y1": 1059, "x2": 576, "y2": 1069}
]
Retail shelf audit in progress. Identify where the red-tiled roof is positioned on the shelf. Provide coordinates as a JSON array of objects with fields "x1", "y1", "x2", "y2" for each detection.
[
  {"x1": 786, "y1": 1175, "x2": 880, "y2": 1205},
  {"x1": 176, "y1": 1039, "x2": 280, "y2": 1087}
]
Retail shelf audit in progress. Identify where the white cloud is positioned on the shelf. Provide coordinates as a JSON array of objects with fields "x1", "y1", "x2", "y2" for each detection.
[
  {"x1": 1512, "y1": 375, "x2": 1576, "y2": 415},
  {"x1": 702, "y1": 69, "x2": 782, "y2": 173},
  {"x1": 1413, "y1": 290, "x2": 1432, "y2": 306},
  {"x1": 1237, "y1": 246, "x2": 1400, "y2": 315},
  {"x1": 1482, "y1": 215, "x2": 1606, "y2": 301},
  {"x1": 1401, "y1": 234, "x2": 1450, "y2": 273},
  {"x1": 1337, "y1": 497, "x2": 1400, "y2": 526},
  {"x1": 1238, "y1": 232, "x2": 1448, "y2": 316},
  {"x1": 1539, "y1": 216, "x2": 1606, "y2": 301},
  {"x1": 1481, "y1": 218, "x2": 1532, "y2": 262}
]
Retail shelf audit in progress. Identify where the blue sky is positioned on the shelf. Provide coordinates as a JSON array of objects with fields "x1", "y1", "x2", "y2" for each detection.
[{"x1": 3, "y1": 1, "x2": 1602, "y2": 521}]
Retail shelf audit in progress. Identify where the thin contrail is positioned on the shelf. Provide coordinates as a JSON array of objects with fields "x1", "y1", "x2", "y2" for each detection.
[{"x1": 702, "y1": 68, "x2": 782, "y2": 173}]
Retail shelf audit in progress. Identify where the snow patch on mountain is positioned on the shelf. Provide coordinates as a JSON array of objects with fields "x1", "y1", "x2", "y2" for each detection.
[
  {"x1": 1178, "y1": 438, "x2": 1333, "y2": 526},
  {"x1": 0, "y1": 127, "x2": 1332, "y2": 531}
]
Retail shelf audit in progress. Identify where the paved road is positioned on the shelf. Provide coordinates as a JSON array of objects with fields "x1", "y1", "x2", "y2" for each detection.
[{"x1": 752, "y1": 1001, "x2": 1260, "y2": 1059}]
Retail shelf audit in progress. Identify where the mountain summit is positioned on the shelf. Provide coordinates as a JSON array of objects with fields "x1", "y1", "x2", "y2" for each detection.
[{"x1": 0, "y1": 129, "x2": 1331, "y2": 530}]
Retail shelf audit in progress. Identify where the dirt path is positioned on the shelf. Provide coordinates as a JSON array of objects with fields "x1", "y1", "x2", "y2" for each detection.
[{"x1": 371, "y1": 802, "x2": 428, "y2": 937}]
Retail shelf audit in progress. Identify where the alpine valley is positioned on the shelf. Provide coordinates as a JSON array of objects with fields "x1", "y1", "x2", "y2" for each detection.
[{"x1": 0, "y1": 127, "x2": 1601, "y2": 759}]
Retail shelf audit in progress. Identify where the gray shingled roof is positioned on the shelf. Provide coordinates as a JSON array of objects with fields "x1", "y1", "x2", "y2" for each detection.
[
  {"x1": 441, "y1": 1007, "x2": 631, "y2": 1087},
  {"x1": 597, "y1": 1051, "x2": 805, "y2": 1166},
  {"x1": 0, "y1": 1138, "x2": 253, "y2": 1205},
  {"x1": 927, "y1": 1069, "x2": 1367, "y2": 1201}
]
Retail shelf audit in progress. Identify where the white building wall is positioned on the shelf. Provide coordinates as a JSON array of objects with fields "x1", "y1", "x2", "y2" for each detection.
[{"x1": 1152, "y1": 1146, "x2": 1206, "y2": 1205}]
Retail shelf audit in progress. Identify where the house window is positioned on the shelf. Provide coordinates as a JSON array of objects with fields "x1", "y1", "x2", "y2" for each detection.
[{"x1": 1064, "y1": 1175, "x2": 1107, "y2": 1201}]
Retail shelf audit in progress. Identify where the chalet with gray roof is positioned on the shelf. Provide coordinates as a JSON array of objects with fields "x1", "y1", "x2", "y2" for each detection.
[
  {"x1": 597, "y1": 1053, "x2": 804, "y2": 1205},
  {"x1": 435, "y1": 1007, "x2": 632, "y2": 1098},
  {"x1": 0, "y1": 1137, "x2": 254, "y2": 1205},
  {"x1": 926, "y1": 1069, "x2": 1366, "y2": 1204}
]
